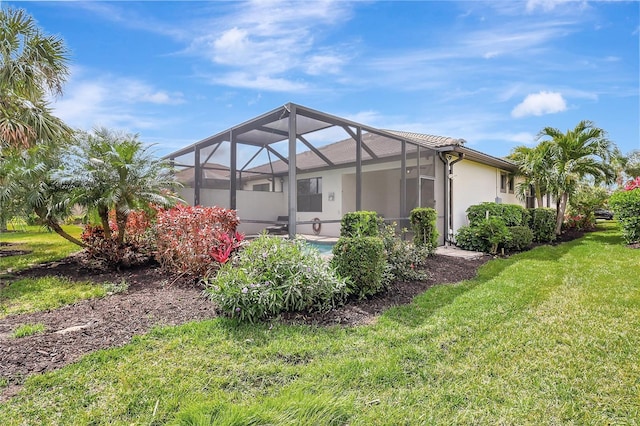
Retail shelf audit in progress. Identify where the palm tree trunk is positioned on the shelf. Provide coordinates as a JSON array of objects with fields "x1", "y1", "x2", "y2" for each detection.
[
  {"x1": 535, "y1": 185, "x2": 544, "y2": 208},
  {"x1": 34, "y1": 210, "x2": 85, "y2": 247},
  {"x1": 555, "y1": 192, "x2": 569, "y2": 235},
  {"x1": 116, "y1": 210, "x2": 127, "y2": 245},
  {"x1": 98, "y1": 206, "x2": 112, "y2": 240}
]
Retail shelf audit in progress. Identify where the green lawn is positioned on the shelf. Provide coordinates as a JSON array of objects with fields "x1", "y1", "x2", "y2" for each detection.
[
  {"x1": 0, "y1": 222, "x2": 638, "y2": 424},
  {"x1": 1, "y1": 226, "x2": 106, "y2": 318},
  {"x1": 0, "y1": 225, "x2": 83, "y2": 274}
]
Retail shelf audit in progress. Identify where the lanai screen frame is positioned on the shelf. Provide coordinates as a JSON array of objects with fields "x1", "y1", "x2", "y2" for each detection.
[{"x1": 166, "y1": 102, "x2": 437, "y2": 239}]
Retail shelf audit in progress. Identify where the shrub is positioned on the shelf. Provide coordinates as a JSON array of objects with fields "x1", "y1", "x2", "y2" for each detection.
[
  {"x1": 609, "y1": 187, "x2": 640, "y2": 244},
  {"x1": 466, "y1": 202, "x2": 529, "y2": 227},
  {"x1": 332, "y1": 236, "x2": 386, "y2": 299},
  {"x1": 455, "y1": 225, "x2": 490, "y2": 252},
  {"x1": 340, "y1": 211, "x2": 381, "y2": 237},
  {"x1": 380, "y1": 223, "x2": 431, "y2": 283},
  {"x1": 567, "y1": 184, "x2": 608, "y2": 231},
  {"x1": 205, "y1": 236, "x2": 348, "y2": 322},
  {"x1": 505, "y1": 226, "x2": 533, "y2": 251},
  {"x1": 529, "y1": 208, "x2": 557, "y2": 242},
  {"x1": 81, "y1": 223, "x2": 150, "y2": 268},
  {"x1": 455, "y1": 217, "x2": 510, "y2": 254},
  {"x1": 154, "y1": 205, "x2": 242, "y2": 277},
  {"x1": 409, "y1": 207, "x2": 438, "y2": 251}
]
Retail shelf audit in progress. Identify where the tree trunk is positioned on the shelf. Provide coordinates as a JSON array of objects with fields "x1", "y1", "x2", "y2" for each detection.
[
  {"x1": 534, "y1": 185, "x2": 544, "y2": 208},
  {"x1": 35, "y1": 209, "x2": 86, "y2": 247},
  {"x1": 116, "y1": 210, "x2": 128, "y2": 245},
  {"x1": 98, "y1": 206, "x2": 112, "y2": 240},
  {"x1": 555, "y1": 192, "x2": 569, "y2": 235}
]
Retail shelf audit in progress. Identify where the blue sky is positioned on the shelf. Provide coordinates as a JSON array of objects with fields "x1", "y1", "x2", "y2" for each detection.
[{"x1": 9, "y1": 0, "x2": 640, "y2": 159}]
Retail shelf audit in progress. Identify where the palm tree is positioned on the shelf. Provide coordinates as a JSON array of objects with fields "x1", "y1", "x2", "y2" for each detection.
[
  {"x1": 0, "y1": 144, "x2": 84, "y2": 245},
  {"x1": 508, "y1": 141, "x2": 553, "y2": 208},
  {"x1": 0, "y1": 7, "x2": 71, "y2": 149},
  {"x1": 537, "y1": 120, "x2": 615, "y2": 235},
  {"x1": 60, "y1": 128, "x2": 181, "y2": 244}
]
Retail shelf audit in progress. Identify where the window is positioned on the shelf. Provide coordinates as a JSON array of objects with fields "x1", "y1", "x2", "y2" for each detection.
[
  {"x1": 500, "y1": 172, "x2": 508, "y2": 193},
  {"x1": 508, "y1": 175, "x2": 515, "y2": 193},
  {"x1": 253, "y1": 183, "x2": 270, "y2": 192},
  {"x1": 297, "y1": 177, "x2": 322, "y2": 212}
]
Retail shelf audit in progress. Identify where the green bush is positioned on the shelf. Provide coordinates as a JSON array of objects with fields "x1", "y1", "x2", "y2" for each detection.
[
  {"x1": 505, "y1": 226, "x2": 533, "y2": 251},
  {"x1": 466, "y1": 202, "x2": 529, "y2": 227},
  {"x1": 409, "y1": 207, "x2": 438, "y2": 251},
  {"x1": 455, "y1": 225, "x2": 490, "y2": 252},
  {"x1": 380, "y1": 223, "x2": 431, "y2": 283},
  {"x1": 529, "y1": 208, "x2": 556, "y2": 242},
  {"x1": 340, "y1": 211, "x2": 381, "y2": 237},
  {"x1": 609, "y1": 188, "x2": 640, "y2": 244},
  {"x1": 455, "y1": 217, "x2": 510, "y2": 254},
  {"x1": 331, "y1": 236, "x2": 386, "y2": 299},
  {"x1": 205, "y1": 235, "x2": 348, "y2": 322}
]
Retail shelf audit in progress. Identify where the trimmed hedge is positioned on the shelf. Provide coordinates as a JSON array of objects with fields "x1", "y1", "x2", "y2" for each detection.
[
  {"x1": 332, "y1": 236, "x2": 386, "y2": 299},
  {"x1": 505, "y1": 226, "x2": 533, "y2": 251},
  {"x1": 466, "y1": 202, "x2": 530, "y2": 227},
  {"x1": 340, "y1": 211, "x2": 381, "y2": 237},
  {"x1": 609, "y1": 188, "x2": 640, "y2": 244},
  {"x1": 409, "y1": 207, "x2": 438, "y2": 251},
  {"x1": 529, "y1": 208, "x2": 556, "y2": 243}
]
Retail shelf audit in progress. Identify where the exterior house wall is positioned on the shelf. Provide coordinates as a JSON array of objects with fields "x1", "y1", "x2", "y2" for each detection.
[
  {"x1": 178, "y1": 155, "x2": 518, "y2": 244},
  {"x1": 450, "y1": 160, "x2": 523, "y2": 236}
]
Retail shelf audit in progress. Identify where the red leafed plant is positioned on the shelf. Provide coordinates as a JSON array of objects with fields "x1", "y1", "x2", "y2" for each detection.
[
  {"x1": 154, "y1": 205, "x2": 243, "y2": 276},
  {"x1": 210, "y1": 230, "x2": 245, "y2": 264},
  {"x1": 624, "y1": 176, "x2": 640, "y2": 191}
]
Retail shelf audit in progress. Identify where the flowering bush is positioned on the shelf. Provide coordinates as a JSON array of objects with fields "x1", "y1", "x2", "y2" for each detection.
[
  {"x1": 154, "y1": 205, "x2": 242, "y2": 277},
  {"x1": 205, "y1": 235, "x2": 348, "y2": 322},
  {"x1": 380, "y1": 223, "x2": 431, "y2": 284},
  {"x1": 609, "y1": 183, "x2": 640, "y2": 244}
]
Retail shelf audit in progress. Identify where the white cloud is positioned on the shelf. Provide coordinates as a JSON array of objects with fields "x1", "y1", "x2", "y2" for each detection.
[
  {"x1": 50, "y1": 69, "x2": 185, "y2": 130},
  {"x1": 525, "y1": 0, "x2": 588, "y2": 13},
  {"x1": 511, "y1": 91, "x2": 567, "y2": 118},
  {"x1": 185, "y1": 0, "x2": 353, "y2": 91}
]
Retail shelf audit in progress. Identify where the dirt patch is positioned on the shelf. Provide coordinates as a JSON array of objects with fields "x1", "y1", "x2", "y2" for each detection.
[{"x1": 0, "y1": 243, "x2": 32, "y2": 258}]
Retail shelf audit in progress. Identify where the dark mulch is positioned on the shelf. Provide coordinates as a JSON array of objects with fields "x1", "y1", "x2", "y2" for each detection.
[
  {"x1": 3, "y1": 229, "x2": 594, "y2": 400},
  {"x1": 0, "y1": 253, "x2": 488, "y2": 400}
]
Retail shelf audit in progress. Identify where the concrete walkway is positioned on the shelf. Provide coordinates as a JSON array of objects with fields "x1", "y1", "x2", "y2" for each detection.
[{"x1": 435, "y1": 245, "x2": 486, "y2": 260}]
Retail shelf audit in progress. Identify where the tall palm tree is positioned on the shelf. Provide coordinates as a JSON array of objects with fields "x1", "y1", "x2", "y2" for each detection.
[
  {"x1": 60, "y1": 128, "x2": 181, "y2": 244},
  {"x1": 538, "y1": 120, "x2": 615, "y2": 235},
  {"x1": 508, "y1": 141, "x2": 553, "y2": 208},
  {"x1": 0, "y1": 7, "x2": 71, "y2": 149}
]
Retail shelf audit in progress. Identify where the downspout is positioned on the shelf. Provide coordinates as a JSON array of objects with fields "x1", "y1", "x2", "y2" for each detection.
[
  {"x1": 438, "y1": 152, "x2": 464, "y2": 245},
  {"x1": 448, "y1": 154, "x2": 464, "y2": 244}
]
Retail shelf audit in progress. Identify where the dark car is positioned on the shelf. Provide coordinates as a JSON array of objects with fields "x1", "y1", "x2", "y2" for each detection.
[{"x1": 594, "y1": 209, "x2": 614, "y2": 220}]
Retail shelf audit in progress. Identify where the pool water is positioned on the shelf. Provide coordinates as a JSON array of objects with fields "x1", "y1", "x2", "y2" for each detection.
[{"x1": 305, "y1": 241, "x2": 335, "y2": 255}]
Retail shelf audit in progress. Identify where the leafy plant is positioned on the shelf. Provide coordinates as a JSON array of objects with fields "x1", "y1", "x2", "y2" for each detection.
[
  {"x1": 12, "y1": 323, "x2": 46, "y2": 338},
  {"x1": 380, "y1": 224, "x2": 431, "y2": 284},
  {"x1": 154, "y1": 205, "x2": 242, "y2": 277},
  {"x1": 466, "y1": 202, "x2": 529, "y2": 227},
  {"x1": 339, "y1": 211, "x2": 381, "y2": 237},
  {"x1": 455, "y1": 217, "x2": 510, "y2": 254},
  {"x1": 332, "y1": 236, "x2": 386, "y2": 298},
  {"x1": 609, "y1": 186, "x2": 640, "y2": 244},
  {"x1": 529, "y1": 208, "x2": 556, "y2": 242},
  {"x1": 205, "y1": 235, "x2": 348, "y2": 322},
  {"x1": 505, "y1": 226, "x2": 533, "y2": 251},
  {"x1": 409, "y1": 207, "x2": 438, "y2": 251}
]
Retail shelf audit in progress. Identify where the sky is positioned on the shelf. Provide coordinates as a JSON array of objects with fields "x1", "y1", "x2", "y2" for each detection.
[{"x1": 7, "y1": 0, "x2": 640, "y2": 160}]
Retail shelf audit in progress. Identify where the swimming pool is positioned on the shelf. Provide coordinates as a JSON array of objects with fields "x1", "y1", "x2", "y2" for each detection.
[{"x1": 304, "y1": 240, "x2": 335, "y2": 255}]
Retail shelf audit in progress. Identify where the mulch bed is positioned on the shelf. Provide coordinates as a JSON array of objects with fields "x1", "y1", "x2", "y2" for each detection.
[
  {"x1": 2, "y1": 229, "x2": 593, "y2": 401},
  {"x1": 0, "y1": 253, "x2": 488, "y2": 400}
]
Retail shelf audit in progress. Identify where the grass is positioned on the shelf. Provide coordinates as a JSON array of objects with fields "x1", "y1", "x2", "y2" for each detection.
[
  {"x1": 12, "y1": 323, "x2": 46, "y2": 338},
  {"x1": 0, "y1": 222, "x2": 638, "y2": 424},
  {"x1": 0, "y1": 225, "x2": 83, "y2": 274},
  {"x1": 0, "y1": 276, "x2": 106, "y2": 319}
]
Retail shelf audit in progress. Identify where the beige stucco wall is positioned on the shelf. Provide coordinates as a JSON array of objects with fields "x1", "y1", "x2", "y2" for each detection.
[{"x1": 450, "y1": 159, "x2": 523, "y2": 237}]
